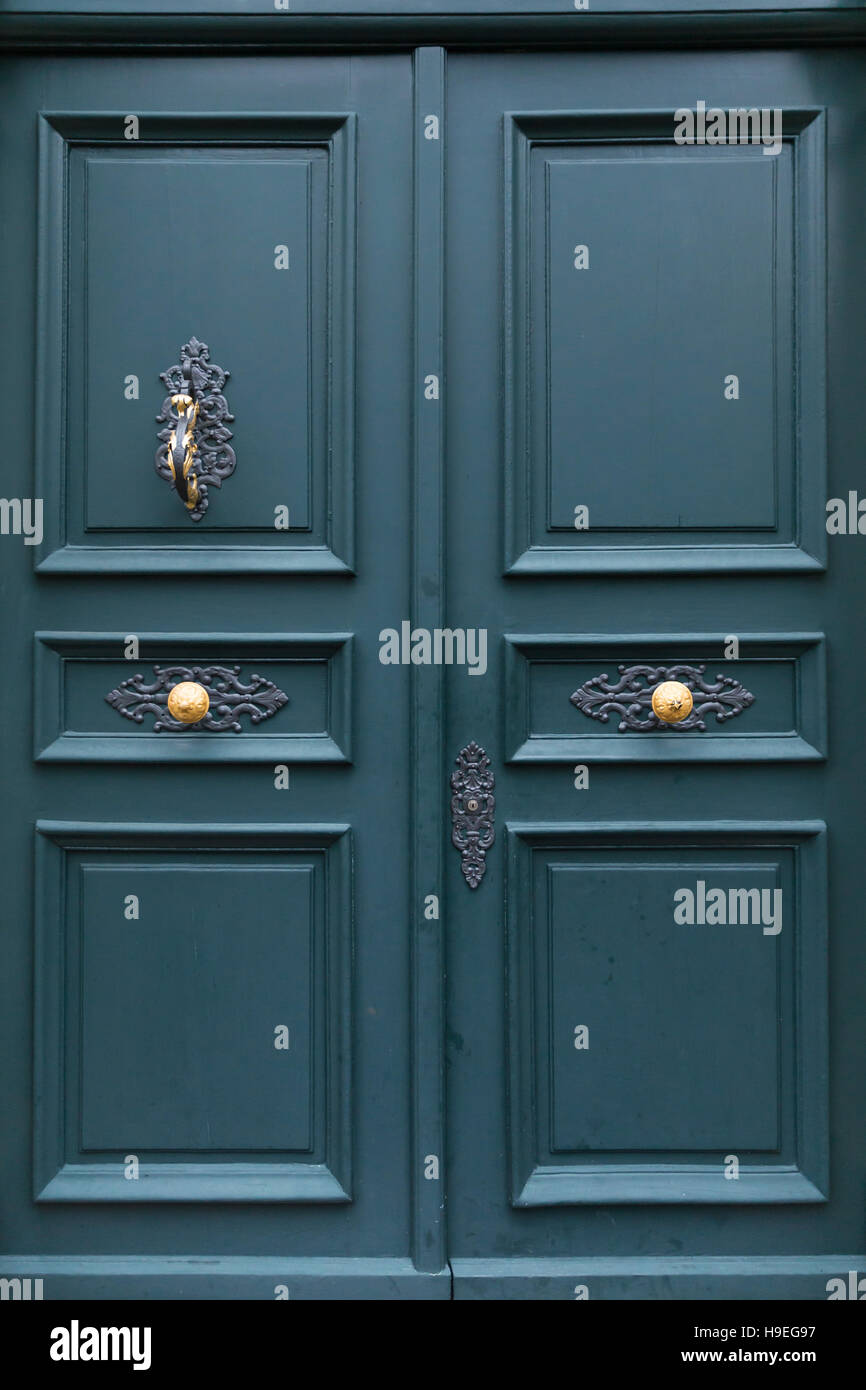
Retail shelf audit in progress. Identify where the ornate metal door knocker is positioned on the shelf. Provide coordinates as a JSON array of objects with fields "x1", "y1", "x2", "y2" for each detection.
[{"x1": 155, "y1": 337, "x2": 236, "y2": 521}]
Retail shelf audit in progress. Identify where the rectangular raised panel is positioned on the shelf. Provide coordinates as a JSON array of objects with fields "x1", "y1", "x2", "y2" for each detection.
[
  {"x1": 549, "y1": 159, "x2": 775, "y2": 532},
  {"x1": 36, "y1": 113, "x2": 355, "y2": 573},
  {"x1": 549, "y1": 864, "x2": 780, "y2": 1152},
  {"x1": 84, "y1": 157, "x2": 313, "y2": 533},
  {"x1": 80, "y1": 865, "x2": 314, "y2": 1151},
  {"x1": 34, "y1": 632, "x2": 352, "y2": 763},
  {"x1": 505, "y1": 633, "x2": 825, "y2": 763},
  {"x1": 506, "y1": 823, "x2": 828, "y2": 1205},
  {"x1": 35, "y1": 823, "x2": 352, "y2": 1201},
  {"x1": 505, "y1": 111, "x2": 826, "y2": 573}
]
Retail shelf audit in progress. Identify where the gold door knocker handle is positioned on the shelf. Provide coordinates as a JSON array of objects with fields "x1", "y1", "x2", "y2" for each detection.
[
  {"x1": 650, "y1": 680, "x2": 694, "y2": 724},
  {"x1": 155, "y1": 338, "x2": 236, "y2": 522},
  {"x1": 166, "y1": 681, "x2": 210, "y2": 725},
  {"x1": 167, "y1": 394, "x2": 201, "y2": 513}
]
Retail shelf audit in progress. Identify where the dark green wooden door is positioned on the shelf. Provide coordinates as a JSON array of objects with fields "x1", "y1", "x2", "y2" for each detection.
[
  {"x1": 444, "y1": 48, "x2": 865, "y2": 1299},
  {"x1": 1, "y1": 31, "x2": 864, "y2": 1303},
  {"x1": 0, "y1": 49, "x2": 452, "y2": 1299}
]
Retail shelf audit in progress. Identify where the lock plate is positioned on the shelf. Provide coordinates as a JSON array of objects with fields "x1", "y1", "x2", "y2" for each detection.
[{"x1": 450, "y1": 741, "x2": 495, "y2": 889}]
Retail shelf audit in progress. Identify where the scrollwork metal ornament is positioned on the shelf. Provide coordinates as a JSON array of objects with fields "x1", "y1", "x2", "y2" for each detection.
[
  {"x1": 451, "y1": 741, "x2": 495, "y2": 888},
  {"x1": 570, "y1": 664, "x2": 755, "y2": 732},
  {"x1": 155, "y1": 338, "x2": 235, "y2": 521},
  {"x1": 106, "y1": 665, "x2": 288, "y2": 733}
]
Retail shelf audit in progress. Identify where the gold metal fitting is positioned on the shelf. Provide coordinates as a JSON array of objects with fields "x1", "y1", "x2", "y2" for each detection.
[
  {"x1": 167, "y1": 681, "x2": 210, "y2": 724},
  {"x1": 651, "y1": 680, "x2": 693, "y2": 724}
]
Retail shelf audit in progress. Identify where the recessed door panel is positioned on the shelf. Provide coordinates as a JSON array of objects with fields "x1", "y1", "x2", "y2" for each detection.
[
  {"x1": 35, "y1": 632, "x2": 352, "y2": 763},
  {"x1": 505, "y1": 633, "x2": 826, "y2": 762},
  {"x1": 83, "y1": 153, "x2": 315, "y2": 532},
  {"x1": 36, "y1": 112, "x2": 356, "y2": 572},
  {"x1": 506, "y1": 825, "x2": 827, "y2": 1205},
  {"x1": 505, "y1": 109, "x2": 826, "y2": 573},
  {"x1": 547, "y1": 151, "x2": 777, "y2": 530},
  {"x1": 35, "y1": 824, "x2": 352, "y2": 1203}
]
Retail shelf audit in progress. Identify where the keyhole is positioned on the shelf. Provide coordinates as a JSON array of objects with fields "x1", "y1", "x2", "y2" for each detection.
[{"x1": 466, "y1": 798, "x2": 479, "y2": 812}]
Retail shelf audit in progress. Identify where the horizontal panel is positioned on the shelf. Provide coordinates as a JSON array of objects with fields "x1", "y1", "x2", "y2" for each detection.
[
  {"x1": 452, "y1": 1256, "x2": 866, "y2": 1301},
  {"x1": 507, "y1": 822, "x2": 828, "y2": 1205},
  {"x1": 35, "y1": 112, "x2": 355, "y2": 573},
  {"x1": 504, "y1": 110, "x2": 826, "y2": 574},
  {"x1": 35, "y1": 632, "x2": 352, "y2": 763},
  {"x1": 0, "y1": 1257, "x2": 450, "y2": 1301},
  {"x1": 35, "y1": 822, "x2": 352, "y2": 1202},
  {"x1": 505, "y1": 633, "x2": 825, "y2": 762},
  {"x1": 8, "y1": 0, "x2": 864, "y2": 16}
]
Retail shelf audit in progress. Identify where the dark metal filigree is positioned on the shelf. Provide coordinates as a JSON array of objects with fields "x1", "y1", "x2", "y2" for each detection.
[
  {"x1": 106, "y1": 665, "x2": 288, "y2": 733},
  {"x1": 569, "y1": 664, "x2": 756, "y2": 732},
  {"x1": 155, "y1": 338, "x2": 235, "y2": 521},
  {"x1": 451, "y1": 741, "x2": 495, "y2": 888}
]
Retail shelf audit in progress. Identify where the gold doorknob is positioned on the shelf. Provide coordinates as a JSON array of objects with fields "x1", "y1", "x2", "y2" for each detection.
[
  {"x1": 651, "y1": 680, "x2": 693, "y2": 724},
  {"x1": 167, "y1": 680, "x2": 210, "y2": 724}
]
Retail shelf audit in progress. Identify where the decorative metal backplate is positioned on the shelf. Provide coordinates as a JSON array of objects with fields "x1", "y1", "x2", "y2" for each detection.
[
  {"x1": 106, "y1": 665, "x2": 288, "y2": 733},
  {"x1": 570, "y1": 664, "x2": 756, "y2": 732},
  {"x1": 451, "y1": 741, "x2": 495, "y2": 888},
  {"x1": 155, "y1": 338, "x2": 236, "y2": 521}
]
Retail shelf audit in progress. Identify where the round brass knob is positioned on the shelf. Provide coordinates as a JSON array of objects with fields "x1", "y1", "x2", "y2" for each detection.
[
  {"x1": 651, "y1": 680, "x2": 693, "y2": 724},
  {"x1": 167, "y1": 680, "x2": 210, "y2": 724}
]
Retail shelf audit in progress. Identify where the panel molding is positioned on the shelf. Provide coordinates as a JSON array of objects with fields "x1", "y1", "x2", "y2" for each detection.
[
  {"x1": 410, "y1": 45, "x2": 447, "y2": 1276},
  {"x1": 504, "y1": 109, "x2": 827, "y2": 574},
  {"x1": 505, "y1": 632, "x2": 826, "y2": 763},
  {"x1": 506, "y1": 822, "x2": 828, "y2": 1205},
  {"x1": 34, "y1": 822, "x2": 352, "y2": 1202},
  {"x1": 35, "y1": 111, "x2": 356, "y2": 574},
  {"x1": 34, "y1": 631, "x2": 353, "y2": 763}
]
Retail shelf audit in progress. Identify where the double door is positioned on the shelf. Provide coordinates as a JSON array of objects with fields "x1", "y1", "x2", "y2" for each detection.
[{"x1": 0, "y1": 43, "x2": 862, "y2": 1299}]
